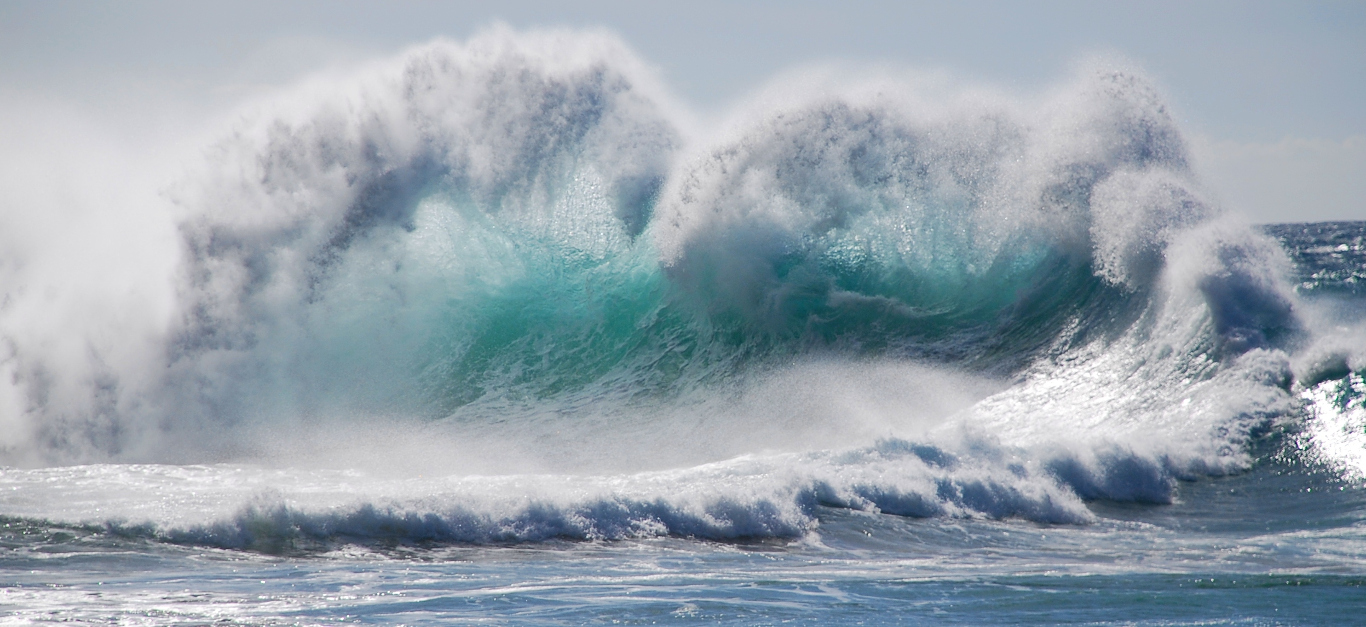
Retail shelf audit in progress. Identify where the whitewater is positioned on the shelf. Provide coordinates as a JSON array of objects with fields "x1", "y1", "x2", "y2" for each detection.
[{"x1": 2, "y1": 28, "x2": 1364, "y2": 625}]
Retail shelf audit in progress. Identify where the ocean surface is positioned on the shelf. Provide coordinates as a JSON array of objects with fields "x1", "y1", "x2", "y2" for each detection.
[{"x1": 2, "y1": 29, "x2": 1364, "y2": 625}]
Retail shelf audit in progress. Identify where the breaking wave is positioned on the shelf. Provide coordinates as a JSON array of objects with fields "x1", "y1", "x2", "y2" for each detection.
[{"x1": 0, "y1": 26, "x2": 1361, "y2": 545}]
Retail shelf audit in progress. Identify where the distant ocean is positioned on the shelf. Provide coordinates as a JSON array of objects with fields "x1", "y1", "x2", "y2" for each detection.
[{"x1": 2, "y1": 29, "x2": 1363, "y2": 625}]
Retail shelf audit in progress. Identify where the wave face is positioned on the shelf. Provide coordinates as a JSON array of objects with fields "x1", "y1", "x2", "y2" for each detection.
[{"x1": 0, "y1": 28, "x2": 1360, "y2": 546}]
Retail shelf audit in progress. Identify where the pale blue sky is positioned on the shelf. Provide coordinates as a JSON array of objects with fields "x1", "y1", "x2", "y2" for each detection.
[{"x1": 2, "y1": 0, "x2": 1363, "y2": 222}]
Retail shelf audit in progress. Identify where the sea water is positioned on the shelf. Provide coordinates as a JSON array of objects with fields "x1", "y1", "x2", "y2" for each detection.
[{"x1": 1, "y1": 28, "x2": 1364, "y2": 625}]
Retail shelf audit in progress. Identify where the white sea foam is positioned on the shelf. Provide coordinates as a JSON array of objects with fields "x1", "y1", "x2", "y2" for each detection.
[{"x1": 1299, "y1": 373, "x2": 1366, "y2": 480}]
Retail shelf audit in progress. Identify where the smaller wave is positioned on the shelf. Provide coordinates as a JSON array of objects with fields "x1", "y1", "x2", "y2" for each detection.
[
  {"x1": 0, "y1": 431, "x2": 1216, "y2": 554},
  {"x1": 150, "y1": 441, "x2": 1189, "y2": 552}
]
